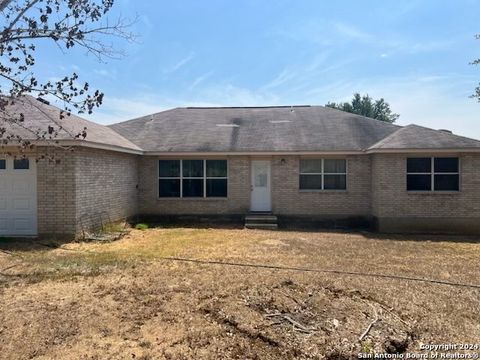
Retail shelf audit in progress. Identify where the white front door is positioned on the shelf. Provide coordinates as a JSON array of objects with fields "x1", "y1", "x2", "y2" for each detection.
[
  {"x1": 250, "y1": 160, "x2": 271, "y2": 212},
  {"x1": 0, "y1": 158, "x2": 37, "y2": 236}
]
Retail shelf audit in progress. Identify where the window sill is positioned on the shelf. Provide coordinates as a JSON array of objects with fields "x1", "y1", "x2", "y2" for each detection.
[
  {"x1": 406, "y1": 191, "x2": 460, "y2": 195},
  {"x1": 299, "y1": 189, "x2": 348, "y2": 193},
  {"x1": 157, "y1": 197, "x2": 229, "y2": 201}
]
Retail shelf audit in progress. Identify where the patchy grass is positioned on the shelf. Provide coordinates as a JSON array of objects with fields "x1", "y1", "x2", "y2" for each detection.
[
  {"x1": 0, "y1": 228, "x2": 479, "y2": 359},
  {"x1": 100, "y1": 221, "x2": 129, "y2": 233},
  {"x1": 134, "y1": 223, "x2": 149, "y2": 230}
]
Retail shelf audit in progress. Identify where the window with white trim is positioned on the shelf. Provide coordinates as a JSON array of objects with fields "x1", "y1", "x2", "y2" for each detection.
[
  {"x1": 406, "y1": 157, "x2": 459, "y2": 191},
  {"x1": 299, "y1": 159, "x2": 346, "y2": 190},
  {"x1": 0, "y1": 159, "x2": 5, "y2": 170},
  {"x1": 13, "y1": 158, "x2": 29, "y2": 170},
  {"x1": 159, "y1": 160, "x2": 228, "y2": 198}
]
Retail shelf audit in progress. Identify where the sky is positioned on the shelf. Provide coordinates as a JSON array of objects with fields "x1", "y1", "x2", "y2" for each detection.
[{"x1": 39, "y1": 0, "x2": 480, "y2": 138}]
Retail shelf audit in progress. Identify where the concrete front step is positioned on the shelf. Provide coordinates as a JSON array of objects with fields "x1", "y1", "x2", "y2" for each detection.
[
  {"x1": 245, "y1": 212, "x2": 278, "y2": 229},
  {"x1": 245, "y1": 223, "x2": 278, "y2": 230},
  {"x1": 244, "y1": 215, "x2": 278, "y2": 222}
]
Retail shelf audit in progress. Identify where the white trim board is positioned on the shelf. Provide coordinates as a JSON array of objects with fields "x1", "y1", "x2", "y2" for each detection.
[{"x1": 4, "y1": 140, "x2": 480, "y2": 156}]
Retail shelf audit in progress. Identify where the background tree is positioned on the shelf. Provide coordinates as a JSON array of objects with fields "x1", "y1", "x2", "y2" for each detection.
[
  {"x1": 0, "y1": 0, "x2": 135, "y2": 147},
  {"x1": 326, "y1": 93, "x2": 399, "y2": 123},
  {"x1": 472, "y1": 34, "x2": 480, "y2": 101}
]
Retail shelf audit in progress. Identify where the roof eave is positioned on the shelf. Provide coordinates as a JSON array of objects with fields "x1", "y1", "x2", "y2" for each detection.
[
  {"x1": 143, "y1": 150, "x2": 365, "y2": 156},
  {"x1": 366, "y1": 147, "x2": 480, "y2": 154},
  {"x1": 27, "y1": 139, "x2": 143, "y2": 155}
]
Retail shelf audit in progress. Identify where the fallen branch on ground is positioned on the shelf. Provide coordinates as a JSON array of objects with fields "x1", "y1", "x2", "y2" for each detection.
[
  {"x1": 0, "y1": 249, "x2": 21, "y2": 257},
  {"x1": 359, "y1": 303, "x2": 379, "y2": 341},
  {"x1": 0, "y1": 263, "x2": 20, "y2": 276},
  {"x1": 376, "y1": 303, "x2": 410, "y2": 328},
  {"x1": 265, "y1": 313, "x2": 317, "y2": 333}
]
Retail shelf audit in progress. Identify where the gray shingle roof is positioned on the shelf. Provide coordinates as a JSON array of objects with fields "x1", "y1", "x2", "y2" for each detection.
[
  {"x1": 109, "y1": 106, "x2": 402, "y2": 152},
  {"x1": 1, "y1": 96, "x2": 141, "y2": 151},
  {"x1": 5, "y1": 99, "x2": 480, "y2": 153},
  {"x1": 368, "y1": 124, "x2": 480, "y2": 150}
]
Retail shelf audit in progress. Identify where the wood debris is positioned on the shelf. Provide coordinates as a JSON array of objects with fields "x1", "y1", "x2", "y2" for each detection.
[
  {"x1": 359, "y1": 303, "x2": 380, "y2": 341},
  {"x1": 265, "y1": 312, "x2": 317, "y2": 334}
]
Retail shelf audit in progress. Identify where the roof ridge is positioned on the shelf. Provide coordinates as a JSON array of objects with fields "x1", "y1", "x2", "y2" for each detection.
[
  {"x1": 368, "y1": 123, "x2": 480, "y2": 151},
  {"x1": 322, "y1": 105, "x2": 402, "y2": 128},
  {"x1": 23, "y1": 95, "x2": 143, "y2": 151},
  {"x1": 366, "y1": 125, "x2": 408, "y2": 150},
  {"x1": 108, "y1": 107, "x2": 179, "y2": 127},
  {"x1": 184, "y1": 105, "x2": 312, "y2": 109},
  {"x1": 404, "y1": 123, "x2": 480, "y2": 143},
  {"x1": 25, "y1": 96, "x2": 78, "y2": 138}
]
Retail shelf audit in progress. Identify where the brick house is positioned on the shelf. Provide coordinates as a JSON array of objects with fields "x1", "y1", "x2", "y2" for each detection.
[{"x1": 2, "y1": 96, "x2": 480, "y2": 237}]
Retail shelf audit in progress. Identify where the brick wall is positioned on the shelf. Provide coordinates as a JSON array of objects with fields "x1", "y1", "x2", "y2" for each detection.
[
  {"x1": 371, "y1": 153, "x2": 480, "y2": 217},
  {"x1": 137, "y1": 155, "x2": 371, "y2": 217},
  {"x1": 74, "y1": 148, "x2": 139, "y2": 234},
  {"x1": 35, "y1": 146, "x2": 139, "y2": 238},
  {"x1": 36, "y1": 148, "x2": 77, "y2": 236},
  {"x1": 271, "y1": 155, "x2": 372, "y2": 216},
  {"x1": 371, "y1": 153, "x2": 480, "y2": 233},
  {"x1": 29, "y1": 149, "x2": 480, "y2": 236},
  {"x1": 138, "y1": 156, "x2": 250, "y2": 215}
]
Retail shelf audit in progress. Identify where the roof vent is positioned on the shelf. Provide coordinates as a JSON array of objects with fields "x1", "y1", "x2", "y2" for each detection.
[
  {"x1": 36, "y1": 97, "x2": 50, "y2": 105},
  {"x1": 216, "y1": 124, "x2": 239, "y2": 128},
  {"x1": 439, "y1": 129, "x2": 452, "y2": 134}
]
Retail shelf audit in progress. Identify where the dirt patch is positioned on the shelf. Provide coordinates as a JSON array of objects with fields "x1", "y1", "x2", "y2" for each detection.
[
  {"x1": 260, "y1": 239, "x2": 288, "y2": 247},
  {"x1": 0, "y1": 229, "x2": 479, "y2": 359}
]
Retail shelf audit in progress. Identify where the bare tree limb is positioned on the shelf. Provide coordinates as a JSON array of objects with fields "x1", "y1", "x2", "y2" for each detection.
[
  {"x1": 0, "y1": 0, "x2": 13, "y2": 12},
  {"x1": 0, "y1": 0, "x2": 137, "y2": 150}
]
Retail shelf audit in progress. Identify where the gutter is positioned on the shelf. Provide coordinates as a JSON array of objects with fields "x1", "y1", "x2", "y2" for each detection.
[
  {"x1": 31, "y1": 139, "x2": 143, "y2": 155},
  {"x1": 5, "y1": 140, "x2": 480, "y2": 156},
  {"x1": 365, "y1": 148, "x2": 480, "y2": 154},
  {"x1": 142, "y1": 150, "x2": 365, "y2": 156}
]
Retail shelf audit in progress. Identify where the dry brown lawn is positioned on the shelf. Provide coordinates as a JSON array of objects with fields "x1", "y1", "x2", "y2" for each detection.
[{"x1": 0, "y1": 227, "x2": 479, "y2": 359}]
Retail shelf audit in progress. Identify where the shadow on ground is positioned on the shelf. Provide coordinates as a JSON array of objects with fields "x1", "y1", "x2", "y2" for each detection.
[
  {"x1": 0, "y1": 237, "x2": 74, "y2": 253},
  {"x1": 1, "y1": 223, "x2": 479, "y2": 255}
]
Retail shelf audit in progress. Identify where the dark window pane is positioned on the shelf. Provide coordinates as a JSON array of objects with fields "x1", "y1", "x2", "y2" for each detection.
[
  {"x1": 324, "y1": 159, "x2": 346, "y2": 173},
  {"x1": 183, "y1": 179, "x2": 203, "y2": 197},
  {"x1": 407, "y1": 174, "x2": 431, "y2": 191},
  {"x1": 14, "y1": 159, "x2": 29, "y2": 170},
  {"x1": 159, "y1": 160, "x2": 180, "y2": 177},
  {"x1": 0, "y1": 160, "x2": 5, "y2": 169},
  {"x1": 206, "y1": 179, "x2": 227, "y2": 197},
  {"x1": 434, "y1": 174, "x2": 459, "y2": 191},
  {"x1": 206, "y1": 160, "x2": 227, "y2": 177},
  {"x1": 407, "y1": 158, "x2": 431, "y2": 173},
  {"x1": 324, "y1": 175, "x2": 346, "y2": 190},
  {"x1": 300, "y1": 159, "x2": 322, "y2": 173},
  {"x1": 300, "y1": 175, "x2": 321, "y2": 190},
  {"x1": 182, "y1": 160, "x2": 203, "y2": 177},
  {"x1": 159, "y1": 179, "x2": 180, "y2": 197},
  {"x1": 434, "y1": 158, "x2": 458, "y2": 173}
]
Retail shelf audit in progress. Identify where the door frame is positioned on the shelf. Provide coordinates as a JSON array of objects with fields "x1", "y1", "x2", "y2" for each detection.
[
  {"x1": 0, "y1": 156, "x2": 38, "y2": 236},
  {"x1": 250, "y1": 159, "x2": 272, "y2": 212}
]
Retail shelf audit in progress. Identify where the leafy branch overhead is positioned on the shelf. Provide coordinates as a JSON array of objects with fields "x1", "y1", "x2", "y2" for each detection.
[
  {"x1": 0, "y1": 0, "x2": 136, "y2": 148},
  {"x1": 473, "y1": 33, "x2": 480, "y2": 101},
  {"x1": 326, "y1": 93, "x2": 399, "y2": 123}
]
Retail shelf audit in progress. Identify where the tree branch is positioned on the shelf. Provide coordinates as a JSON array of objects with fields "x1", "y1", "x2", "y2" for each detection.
[
  {"x1": 0, "y1": 0, "x2": 136, "y2": 151},
  {"x1": 0, "y1": 0, "x2": 13, "y2": 12},
  {"x1": 3, "y1": 0, "x2": 40, "y2": 35}
]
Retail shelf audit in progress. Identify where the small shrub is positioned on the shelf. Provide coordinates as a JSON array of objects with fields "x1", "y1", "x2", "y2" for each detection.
[
  {"x1": 101, "y1": 221, "x2": 127, "y2": 234},
  {"x1": 135, "y1": 223, "x2": 149, "y2": 231},
  {"x1": 361, "y1": 341, "x2": 373, "y2": 354}
]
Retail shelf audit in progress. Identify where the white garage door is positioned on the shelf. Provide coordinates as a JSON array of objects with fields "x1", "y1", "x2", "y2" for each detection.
[{"x1": 0, "y1": 158, "x2": 37, "y2": 236}]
